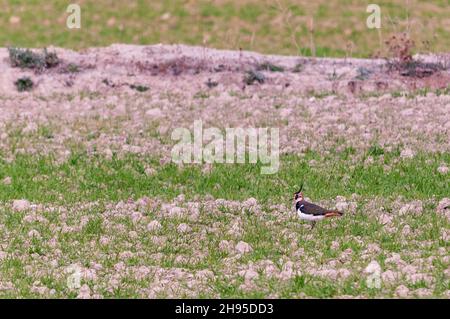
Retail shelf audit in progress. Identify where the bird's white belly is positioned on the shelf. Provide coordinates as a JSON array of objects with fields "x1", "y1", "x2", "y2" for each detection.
[{"x1": 297, "y1": 210, "x2": 325, "y2": 221}]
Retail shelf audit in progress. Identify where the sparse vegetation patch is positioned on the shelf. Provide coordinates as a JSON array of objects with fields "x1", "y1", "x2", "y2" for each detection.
[
  {"x1": 14, "y1": 77, "x2": 34, "y2": 92},
  {"x1": 257, "y1": 62, "x2": 285, "y2": 72},
  {"x1": 8, "y1": 47, "x2": 59, "y2": 71},
  {"x1": 244, "y1": 70, "x2": 265, "y2": 85},
  {"x1": 129, "y1": 84, "x2": 150, "y2": 92},
  {"x1": 385, "y1": 34, "x2": 446, "y2": 78}
]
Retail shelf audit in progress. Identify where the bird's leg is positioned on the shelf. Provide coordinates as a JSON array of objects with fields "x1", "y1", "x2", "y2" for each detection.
[{"x1": 311, "y1": 221, "x2": 316, "y2": 230}]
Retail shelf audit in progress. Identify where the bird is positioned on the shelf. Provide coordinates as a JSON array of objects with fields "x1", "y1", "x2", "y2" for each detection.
[{"x1": 294, "y1": 184, "x2": 343, "y2": 229}]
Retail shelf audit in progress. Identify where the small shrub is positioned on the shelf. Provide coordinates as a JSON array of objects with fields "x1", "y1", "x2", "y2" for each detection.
[
  {"x1": 43, "y1": 49, "x2": 59, "y2": 68},
  {"x1": 8, "y1": 47, "x2": 59, "y2": 70},
  {"x1": 9, "y1": 47, "x2": 43, "y2": 69},
  {"x1": 355, "y1": 67, "x2": 373, "y2": 81},
  {"x1": 205, "y1": 78, "x2": 219, "y2": 88},
  {"x1": 292, "y1": 63, "x2": 304, "y2": 73},
  {"x1": 257, "y1": 61, "x2": 284, "y2": 72},
  {"x1": 244, "y1": 70, "x2": 265, "y2": 85},
  {"x1": 15, "y1": 77, "x2": 34, "y2": 92},
  {"x1": 385, "y1": 34, "x2": 443, "y2": 78},
  {"x1": 102, "y1": 78, "x2": 115, "y2": 87},
  {"x1": 385, "y1": 33, "x2": 414, "y2": 64},
  {"x1": 397, "y1": 60, "x2": 444, "y2": 78},
  {"x1": 129, "y1": 84, "x2": 149, "y2": 92},
  {"x1": 66, "y1": 63, "x2": 80, "y2": 73}
]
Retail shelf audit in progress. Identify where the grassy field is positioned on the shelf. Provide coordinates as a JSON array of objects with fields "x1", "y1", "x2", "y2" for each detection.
[
  {"x1": 0, "y1": 0, "x2": 449, "y2": 299},
  {"x1": 0, "y1": 151, "x2": 448, "y2": 298},
  {"x1": 1, "y1": 0, "x2": 449, "y2": 57},
  {"x1": 1, "y1": 151, "x2": 449, "y2": 204},
  {"x1": 0, "y1": 80, "x2": 448, "y2": 297}
]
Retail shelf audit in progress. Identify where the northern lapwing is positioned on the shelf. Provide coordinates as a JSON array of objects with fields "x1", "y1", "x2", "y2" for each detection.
[{"x1": 294, "y1": 184, "x2": 343, "y2": 229}]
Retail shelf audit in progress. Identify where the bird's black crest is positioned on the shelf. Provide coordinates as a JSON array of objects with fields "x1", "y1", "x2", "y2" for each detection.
[
  {"x1": 294, "y1": 182, "x2": 304, "y2": 195},
  {"x1": 294, "y1": 182, "x2": 304, "y2": 200}
]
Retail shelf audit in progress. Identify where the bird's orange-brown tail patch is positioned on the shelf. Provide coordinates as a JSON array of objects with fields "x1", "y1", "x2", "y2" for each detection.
[{"x1": 325, "y1": 211, "x2": 344, "y2": 218}]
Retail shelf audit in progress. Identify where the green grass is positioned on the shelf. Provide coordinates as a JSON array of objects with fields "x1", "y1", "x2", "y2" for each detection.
[
  {"x1": 3, "y1": 197, "x2": 444, "y2": 298},
  {"x1": 0, "y1": 148, "x2": 448, "y2": 298},
  {"x1": 1, "y1": 1, "x2": 448, "y2": 57},
  {"x1": 0, "y1": 150, "x2": 448, "y2": 204},
  {"x1": 1, "y1": 0, "x2": 449, "y2": 297}
]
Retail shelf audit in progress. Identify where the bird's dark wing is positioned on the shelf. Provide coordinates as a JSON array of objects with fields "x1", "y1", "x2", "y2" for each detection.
[{"x1": 296, "y1": 201, "x2": 327, "y2": 216}]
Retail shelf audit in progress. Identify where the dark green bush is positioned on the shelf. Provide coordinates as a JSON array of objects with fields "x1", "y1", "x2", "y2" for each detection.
[
  {"x1": 8, "y1": 47, "x2": 59, "y2": 70},
  {"x1": 244, "y1": 70, "x2": 265, "y2": 85},
  {"x1": 15, "y1": 77, "x2": 34, "y2": 92}
]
